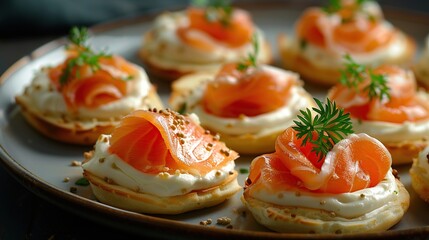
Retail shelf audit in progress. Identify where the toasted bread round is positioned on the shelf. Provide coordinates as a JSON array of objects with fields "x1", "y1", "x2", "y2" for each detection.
[
  {"x1": 139, "y1": 30, "x2": 272, "y2": 82},
  {"x1": 241, "y1": 178, "x2": 409, "y2": 234},
  {"x1": 385, "y1": 139, "x2": 428, "y2": 165},
  {"x1": 169, "y1": 72, "x2": 315, "y2": 155},
  {"x1": 83, "y1": 169, "x2": 240, "y2": 214},
  {"x1": 410, "y1": 156, "x2": 429, "y2": 203},
  {"x1": 278, "y1": 31, "x2": 416, "y2": 86},
  {"x1": 15, "y1": 86, "x2": 163, "y2": 145}
]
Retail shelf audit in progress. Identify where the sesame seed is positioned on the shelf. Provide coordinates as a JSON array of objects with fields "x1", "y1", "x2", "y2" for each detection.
[
  {"x1": 360, "y1": 194, "x2": 365, "y2": 198},
  {"x1": 216, "y1": 217, "x2": 231, "y2": 225},
  {"x1": 63, "y1": 177, "x2": 70, "y2": 183},
  {"x1": 320, "y1": 200, "x2": 326, "y2": 205},
  {"x1": 392, "y1": 169, "x2": 400, "y2": 180},
  {"x1": 99, "y1": 158, "x2": 105, "y2": 163},
  {"x1": 70, "y1": 161, "x2": 81, "y2": 167}
]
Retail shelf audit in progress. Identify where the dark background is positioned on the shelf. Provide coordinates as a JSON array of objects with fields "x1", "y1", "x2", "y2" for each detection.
[{"x1": 1, "y1": 0, "x2": 429, "y2": 239}]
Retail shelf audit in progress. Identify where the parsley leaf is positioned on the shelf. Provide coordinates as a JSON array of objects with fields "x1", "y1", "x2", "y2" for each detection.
[{"x1": 292, "y1": 98, "x2": 354, "y2": 161}]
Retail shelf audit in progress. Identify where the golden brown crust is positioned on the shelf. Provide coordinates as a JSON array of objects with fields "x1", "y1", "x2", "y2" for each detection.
[
  {"x1": 278, "y1": 32, "x2": 416, "y2": 86},
  {"x1": 83, "y1": 169, "x2": 240, "y2": 214},
  {"x1": 385, "y1": 139, "x2": 428, "y2": 165},
  {"x1": 15, "y1": 86, "x2": 164, "y2": 145},
  {"x1": 242, "y1": 178, "x2": 409, "y2": 233},
  {"x1": 410, "y1": 157, "x2": 429, "y2": 203},
  {"x1": 139, "y1": 30, "x2": 273, "y2": 82}
]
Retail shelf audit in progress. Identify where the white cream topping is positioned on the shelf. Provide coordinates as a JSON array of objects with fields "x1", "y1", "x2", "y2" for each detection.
[
  {"x1": 250, "y1": 170, "x2": 399, "y2": 219},
  {"x1": 143, "y1": 10, "x2": 270, "y2": 72},
  {"x1": 82, "y1": 135, "x2": 235, "y2": 197},
  {"x1": 181, "y1": 65, "x2": 313, "y2": 137},
  {"x1": 19, "y1": 63, "x2": 151, "y2": 121}
]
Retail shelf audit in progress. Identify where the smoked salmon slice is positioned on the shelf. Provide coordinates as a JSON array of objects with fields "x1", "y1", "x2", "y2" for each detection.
[
  {"x1": 48, "y1": 43, "x2": 138, "y2": 110},
  {"x1": 329, "y1": 65, "x2": 429, "y2": 123},
  {"x1": 108, "y1": 109, "x2": 238, "y2": 175},
  {"x1": 246, "y1": 127, "x2": 391, "y2": 194},
  {"x1": 202, "y1": 63, "x2": 296, "y2": 118},
  {"x1": 296, "y1": 1, "x2": 394, "y2": 52},
  {"x1": 177, "y1": 7, "x2": 254, "y2": 51}
]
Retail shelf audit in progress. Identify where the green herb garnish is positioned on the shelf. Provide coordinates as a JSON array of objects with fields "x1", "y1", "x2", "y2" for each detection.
[
  {"x1": 292, "y1": 98, "x2": 354, "y2": 161},
  {"x1": 59, "y1": 26, "x2": 111, "y2": 86},
  {"x1": 323, "y1": 0, "x2": 342, "y2": 14},
  {"x1": 340, "y1": 54, "x2": 390, "y2": 101},
  {"x1": 239, "y1": 168, "x2": 249, "y2": 174},
  {"x1": 323, "y1": 0, "x2": 370, "y2": 15},
  {"x1": 192, "y1": 0, "x2": 233, "y2": 26},
  {"x1": 75, "y1": 177, "x2": 90, "y2": 186},
  {"x1": 236, "y1": 34, "x2": 259, "y2": 71}
]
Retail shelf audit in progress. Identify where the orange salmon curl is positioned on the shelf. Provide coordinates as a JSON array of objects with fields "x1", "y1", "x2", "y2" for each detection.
[
  {"x1": 246, "y1": 127, "x2": 391, "y2": 194},
  {"x1": 108, "y1": 109, "x2": 238, "y2": 175},
  {"x1": 177, "y1": 7, "x2": 254, "y2": 51},
  {"x1": 329, "y1": 65, "x2": 429, "y2": 123},
  {"x1": 296, "y1": 0, "x2": 394, "y2": 53},
  {"x1": 48, "y1": 54, "x2": 138, "y2": 110},
  {"x1": 202, "y1": 63, "x2": 295, "y2": 118}
]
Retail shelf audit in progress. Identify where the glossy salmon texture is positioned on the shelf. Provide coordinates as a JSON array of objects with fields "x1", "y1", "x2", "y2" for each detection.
[
  {"x1": 202, "y1": 63, "x2": 296, "y2": 118},
  {"x1": 108, "y1": 109, "x2": 238, "y2": 175},
  {"x1": 49, "y1": 52, "x2": 137, "y2": 110},
  {"x1": 329, "y1": 65, "x2": 429, "y2": 123},
  {"x1": 246, "y1": 128, "x2": 391, "y2": 194},
  {"x1": 177, "y1": 7, "x2": 254, "y2": 51},
  {"x1": 296, "y1": 1, "x2": 394, "y2": 53}
]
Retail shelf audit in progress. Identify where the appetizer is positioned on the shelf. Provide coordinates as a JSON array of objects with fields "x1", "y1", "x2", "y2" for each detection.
[
  {"x1": 242, "y1": 99, "x2": 409, "y2": 233},
  {"x1": 278, "y1": 0, "x2": 416, "y2": 85},
  {"x1": 82, "y1": 108, "x2": 240, "y2": 214},
  {"x1": 328, "y1": 55, "x2": 429, "y2": 164},
  {"x1": 414, "y1": 35, "x2": 429, "y2": 88},
  {"x1": 139, "y1": 0, "x2": 271, "y2": 81},
  {"x1": 15, "y1": 27, "x2": 163, "y2": 145},
  {"x1": 410, "y1": 145, "x2": 429, "y2": 203},
  {"x1": 169, "y1": 38, "x2": 314, "y2": 154}
]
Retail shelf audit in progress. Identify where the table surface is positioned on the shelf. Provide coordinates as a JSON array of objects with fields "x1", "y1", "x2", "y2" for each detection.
[{"x1": 1, "y1": 1, "x2": 429, "y2": 239}]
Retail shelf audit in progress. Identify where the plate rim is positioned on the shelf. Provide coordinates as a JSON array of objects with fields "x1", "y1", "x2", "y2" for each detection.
[{"x1": 1, "y1": 1, "x2": 429, "y2": 238}]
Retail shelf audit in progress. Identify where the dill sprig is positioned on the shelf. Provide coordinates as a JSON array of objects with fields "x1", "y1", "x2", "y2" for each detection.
[
  {"x1": 323, "y1": 0, "x2": 370, "y2": 14},
  {"x1": 59, "y1": 27, "x2": 111, "y2": 86},
  {"x1": 192, "y1": 0, "x2": 233, "y2": 26},
  {"x1": 323, "y1": 0, "x2": 342, "y2": 14},
  {"x1": 340, "y1": 54, "x2": 390, "y2": 101},
  {"x1": 292, "y1": 98, "x2": 354, "y2": 161},
  {"x1": 236, "y1": 34, "x2": 259, "y2": 71},
  {"x1": 68, "y1": 26, "x2": 89, "y2": 48}
]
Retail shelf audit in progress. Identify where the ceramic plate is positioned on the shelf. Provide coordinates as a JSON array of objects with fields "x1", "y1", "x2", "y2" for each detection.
[{"x1": 1, "y1": 1, "x2": 429, "y2": 239}]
